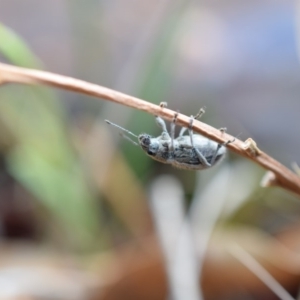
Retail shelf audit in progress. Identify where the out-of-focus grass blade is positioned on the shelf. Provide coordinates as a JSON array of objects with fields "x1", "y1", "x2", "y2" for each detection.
[
  {"x1": 0, "y1": 23, "x2": 42, "y2": 68},
  {"x1": 229, "y1": 244, "x2": 295, "y2": 300},
  {"x1": 7, "y1": 145, "x2": 101, "y2": 246},
  {"x1": 0, "y1": 24, "x2": 103, "y2": 250}
]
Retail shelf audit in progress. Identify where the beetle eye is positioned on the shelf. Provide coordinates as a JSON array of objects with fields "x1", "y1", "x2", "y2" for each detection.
[{"x1": 147, "y1": 150, "x2": 154, "y2": 156}]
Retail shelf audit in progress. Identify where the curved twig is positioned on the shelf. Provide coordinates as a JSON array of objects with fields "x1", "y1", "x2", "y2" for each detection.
[{"x1": 0, "y1": 62, "x2": 300, "y2": 196}]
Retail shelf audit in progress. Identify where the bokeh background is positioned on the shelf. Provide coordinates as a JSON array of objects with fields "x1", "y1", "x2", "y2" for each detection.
[{"x1": 0, "y1": 0, "x2": 300, "y2": 299}]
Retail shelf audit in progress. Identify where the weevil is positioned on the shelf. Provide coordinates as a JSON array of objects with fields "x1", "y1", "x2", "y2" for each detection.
[{"x1": 105, "y1": 105, "x2": 233, "y2": 170}]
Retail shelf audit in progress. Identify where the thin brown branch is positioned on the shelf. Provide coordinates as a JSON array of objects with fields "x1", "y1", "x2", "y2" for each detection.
[{"x1": 0, "y1": 62, "x2": 300, "y2": 196}]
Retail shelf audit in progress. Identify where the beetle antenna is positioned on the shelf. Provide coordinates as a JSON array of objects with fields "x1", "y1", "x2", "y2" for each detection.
[
  {"x1": 119, "y1": 133, "x2": 138, "y2": 146},
  {"x1": 105, "y1": 120, "x2": 139, "y2": 146}
]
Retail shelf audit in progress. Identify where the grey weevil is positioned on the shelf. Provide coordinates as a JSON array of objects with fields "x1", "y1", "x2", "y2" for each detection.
[{"x1": 105, "y1": 105, "x2": 233, "y2": 170}]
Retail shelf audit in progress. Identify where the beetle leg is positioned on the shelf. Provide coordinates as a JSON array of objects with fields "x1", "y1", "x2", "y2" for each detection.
[
  {"x1": 179, "y1": 107, "x2": 206, "y2": 137},
  {"x1": 219, "y1": 127, "x2": 236, "y2": 146},
  {"x1": 219, "y1": 127, "x2": 236, "y2": 145},
  {"x1": 189, "y1": 116, "x2": 211, "y2": 167},
  {"x1": 169, "y1": 112, "x2": 178, "y2": 152},
  {"x1": 155, "y1": 116, "x2": 170, "y2": 139},
  {"x1": 210, "y1": 128, "x2": 235, "y2": 165},
  {"x1": 194, "y1": 106, "x2": 206, "y2": 119},
  {"x1": 179, "y1": 126, "x2": 187, "y2": 137},
  {"x1": 210, "y1": 143, "x2": 222, "y2": 166}
]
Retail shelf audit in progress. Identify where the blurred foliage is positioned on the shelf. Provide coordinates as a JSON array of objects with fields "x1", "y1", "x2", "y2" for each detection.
[
  {"x1": 0, "y1": 23, "x2": 103, "y2": 251},
  {"x1": 0, "y1": 1, "x2": 300, "y2": 298},
  {"x1": 0, "y1": 23, "x2": 43, "y2": 68}
]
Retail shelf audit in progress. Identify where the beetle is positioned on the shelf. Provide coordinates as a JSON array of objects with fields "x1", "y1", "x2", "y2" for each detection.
[{"x1": 105, "y1": 105, "x2": 233, "y2": 170}]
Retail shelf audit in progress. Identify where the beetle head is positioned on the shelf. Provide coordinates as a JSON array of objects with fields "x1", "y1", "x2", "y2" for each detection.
[{"x1": 138, "y1": 134, "x2": 159, "y2": 156}]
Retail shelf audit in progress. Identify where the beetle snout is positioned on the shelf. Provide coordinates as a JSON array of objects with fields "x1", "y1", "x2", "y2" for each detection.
[
  {"x1": 138, "y1": 134, "x2": 151, "y2": 149},
  {"x1": 138, "y1": 134, "x2": 152, "y2": 151}
]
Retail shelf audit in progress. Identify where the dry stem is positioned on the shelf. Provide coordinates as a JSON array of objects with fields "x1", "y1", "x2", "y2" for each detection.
[{"x1": 0, "y1": 62, "x2": 300, "y2": 196}]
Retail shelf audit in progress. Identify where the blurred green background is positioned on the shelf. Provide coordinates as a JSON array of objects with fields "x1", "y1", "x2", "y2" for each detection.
[{"x1": 0, "y1": 1, "x2": 300, "y2": 299}]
